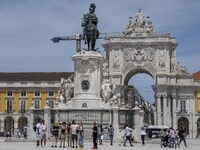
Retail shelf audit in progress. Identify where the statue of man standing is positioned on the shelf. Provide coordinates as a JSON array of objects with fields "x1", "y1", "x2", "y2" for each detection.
[
  {"x1": 135, "y1": 9, "x2": 144, "y2": 28},
  {"x1": 82, "y1": 3, "x2": 100, "y2": 51}
]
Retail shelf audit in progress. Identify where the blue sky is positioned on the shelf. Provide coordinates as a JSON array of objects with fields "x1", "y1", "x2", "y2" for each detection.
[{"x1": 1, "y1": 0, "x2": 200, "y2": 103}]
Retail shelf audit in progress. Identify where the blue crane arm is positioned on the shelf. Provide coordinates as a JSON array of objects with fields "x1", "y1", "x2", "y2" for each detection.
[
  {"x1": 51, "y1": 37, "x2": 62, "y2": 43},
  {"x1": 51, "y1": 34, "x2": 82, "y2": 43}
]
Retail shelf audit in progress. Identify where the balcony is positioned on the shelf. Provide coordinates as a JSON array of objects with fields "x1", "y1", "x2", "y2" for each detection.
[
  {"x1": 177, "y1": 110, "x2": 189, "y2": 116},
  {"x1": 5, "y1": 110, "x2": 14, "y2": 114},
  {"x1": 19, "y1": 110, "x2": 26, "y2": 113}
]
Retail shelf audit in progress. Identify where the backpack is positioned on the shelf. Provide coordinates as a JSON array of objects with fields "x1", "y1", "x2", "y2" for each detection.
[
  {"x1": 33, "y1": 125, "x2": 36, "y2": 132},
  {"x1": 109, "y1": 127, "x2": 114, "y2": 136}
]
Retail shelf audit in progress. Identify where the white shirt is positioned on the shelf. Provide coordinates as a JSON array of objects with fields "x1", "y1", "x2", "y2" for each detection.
[
  {"x1": 71, "y1": 124, "x2": 79, "y2": 135},
  {"x1": 125, "y1": 127, "x2": 132, "y2": 136},
  {"x1": 141, "y1": 129, "x2": 146, "y2": 135},
  {"x1": 41, "y1": 124, "x2": 46, "y2": 135},
  {"x1": 36, "y1": 123, "x2": 43, "y2": 134}
]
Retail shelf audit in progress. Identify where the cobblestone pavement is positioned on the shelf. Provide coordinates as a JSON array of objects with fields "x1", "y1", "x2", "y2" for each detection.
[{"x1": 0, "y1": 138, "x2": 199, "y2": 150}]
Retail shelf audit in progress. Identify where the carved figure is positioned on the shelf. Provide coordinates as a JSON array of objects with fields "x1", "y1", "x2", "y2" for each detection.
[
  {"x1": 171, "y1": 55, "x2": 176, "y2": 71},
  {"x1": 59, "y1": 77, "x2": 73, "y2": 103},
  {"x1": 102, "y1": 61, "x2": 109, "y2": 74},
  {"x1": 109, "y1": 94, "x2": 121, "y2": 107},
  {"x1": 77, "y1": 60, "x2": 97, "y2": 74},
  {"x1": 113, "y1": 54, "x2": 120, "y2": 70},
  {"x1": 123, "y1": 19, "x2": 135, "y2": 35},
  {"x1": 135, "y1": 9, "x2": 144, "y2": 28},
  {"x1": 176, "y1": 62, "x2": 189, "y2": 74},
  {"x1": 101, "y1": 79, "x2": 116, "y2": 103},
  {"x1": 82, "y1": 3, "x2": 99, "y2": 51},
  {"x1": 58, "y1": 88, "x2": 65, "y2": 103},
  {"x1": 159, "y1": 55, "x2": 165, "y2": 68},
  {"x1": 145, "y1": 21, "x2": 154, "y2": 36}
]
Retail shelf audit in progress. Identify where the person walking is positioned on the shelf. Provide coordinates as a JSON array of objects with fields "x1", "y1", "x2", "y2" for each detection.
[
  {"x1": 140, "y1": 127, "x2": 146, "y2": 145},
  {"x1": 119, "y1": 126, "x2": 126, "y2": 146},
  {"x1": 92, "y1": 122, "x2": 98, "y2": 149},
  {"x1": 108, "y1": 124, "x2": 114, "y2": 145},
  {"x1": 178, "y1": 127, "x2": 187, "y2": 147},
  {"x1": 124, "y1": 124, "x2": 134, "y2": 147}
]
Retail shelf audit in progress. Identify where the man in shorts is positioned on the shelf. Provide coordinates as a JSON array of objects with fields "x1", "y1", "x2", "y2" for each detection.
[
  {"x1": 36, "y1": 119, "x2": 43, "y2": 148},
  {"x1": 41, "y1": 120, "x2": 47, "y2": 147},
  {"x1": 71, "y1": 120, "x2": 79, "y2": 148},
  {"x1": 51, "y1": 122, "x2": 60, "y2": 147}
]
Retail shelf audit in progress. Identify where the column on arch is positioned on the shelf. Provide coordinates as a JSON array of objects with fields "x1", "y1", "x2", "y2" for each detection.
[
  {"x1": 163, "y1": 95, "x2": 167, "y2": 125},
  {"x1": 172, "y1": 95, "x2": 177, "y2": 129},
  {"x1": 156, "y1": 94, "x2": 161, "y2": 125}
]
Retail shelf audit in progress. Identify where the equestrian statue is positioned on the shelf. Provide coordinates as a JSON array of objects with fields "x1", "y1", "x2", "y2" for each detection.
[{"x1": 82, "y1": 3, "x2": 100, "y2": 51}]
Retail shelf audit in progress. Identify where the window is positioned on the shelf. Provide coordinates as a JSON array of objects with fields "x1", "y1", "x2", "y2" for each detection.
[
  {"x1": 34, "y1": 91, "x2": 40, "y2": 97},
  {"x1": 7, "y1": 91, "x2": 13, "y2": 97},
  {"x1": 21, "y1": 91, "x2": 26, "y2": 97},
  {"x1": 34, "y1": 100, "x2": 40, "y2": 109},
  {"x1": 180, "y1": 100, "x2": 186, "y2": 112},
  {"x1": 20, "y1": 100, "x2": 26, "y2": 113},
  {"x1": 48, "y1": 100, "x2": 54, "y2": 108},
  {"x1": 48, "y1": 91, "x2": 54, "y2": 97},
  {"x1": 6, "y1": 100, "x2": 13, "y2": 113}
]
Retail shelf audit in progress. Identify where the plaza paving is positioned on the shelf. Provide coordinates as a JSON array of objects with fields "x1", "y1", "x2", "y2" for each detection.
[{"x1": 0, "y1": 138, "x2": 199, "y2": 150}]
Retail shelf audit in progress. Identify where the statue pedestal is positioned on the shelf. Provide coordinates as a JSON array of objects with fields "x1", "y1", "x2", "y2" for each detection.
[{"x1": 72, "y1": 51, "x2": 103, "y2": 109}]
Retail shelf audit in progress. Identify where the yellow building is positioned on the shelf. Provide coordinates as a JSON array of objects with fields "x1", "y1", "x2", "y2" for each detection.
[{"x1": 0, "y1": 72, "x2": 72, "y2": 136}]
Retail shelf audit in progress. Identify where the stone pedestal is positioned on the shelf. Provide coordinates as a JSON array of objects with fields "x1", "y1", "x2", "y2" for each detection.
[
  {"x1": 28, "y1": 102, "x2": 35, "y2": 139},
  {"x1": 72, "y1": 51, "x2": 103, "y2": 109},
  {"x1": 112, "y1": 106, "x2": 120, "y2": 142},
  {"x1": 54, "y1": 102, "x2": 59, "y2": 123},
  {"x1": 44, "y1": 101, "x2": 51, "y2": 139},
  {"x1": 132, "y1": 105, "x2": 140, "y2": 141}
]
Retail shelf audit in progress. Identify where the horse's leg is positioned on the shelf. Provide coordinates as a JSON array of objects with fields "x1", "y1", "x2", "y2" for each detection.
[
  {"x1": 92, "y1": 38, "x2": 96, "y2": 51},
  {"x1": 87, "y1": 39, "x2": 90, "y2": 51}
]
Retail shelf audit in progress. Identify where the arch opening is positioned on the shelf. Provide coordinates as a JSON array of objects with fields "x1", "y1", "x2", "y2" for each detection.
[
  {"x1": 4, "y1": 116, "x2": 14, "y2": 136},
  {"x1": 178, "y1": 117, "x2": 189, "y2": 135},
  {"x1": 18, "y1": 116, "x2": 27, "y2": 134}
]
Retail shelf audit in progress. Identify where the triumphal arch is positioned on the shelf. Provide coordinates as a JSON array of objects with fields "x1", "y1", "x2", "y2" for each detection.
[{"x1": 102, "y1": 9, "x2": 200, "y2": 138}]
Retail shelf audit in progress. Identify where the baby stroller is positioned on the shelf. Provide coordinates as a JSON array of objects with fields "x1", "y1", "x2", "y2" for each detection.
[{"x1": 160, "y1": 134, "x2": 170, "y2": 147}]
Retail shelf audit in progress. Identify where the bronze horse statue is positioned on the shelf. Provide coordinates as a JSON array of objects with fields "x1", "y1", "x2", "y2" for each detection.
[{"x1": 82, "y1": 3, "x2": 99, "y2": 51}]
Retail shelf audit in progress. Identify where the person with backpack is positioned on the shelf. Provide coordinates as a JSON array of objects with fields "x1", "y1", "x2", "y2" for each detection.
[
  {"x1": 108, "y1": 124, "x2": 114, "y2": 145},
  {"x1": 124, "y1": 124, "x2": 134, "y2": 147},
  {"x1": 178, "y1": 127, "x2": 187, "y2": 147}
]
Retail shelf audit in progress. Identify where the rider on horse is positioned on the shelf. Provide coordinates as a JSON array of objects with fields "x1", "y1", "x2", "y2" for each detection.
[{"x1": 82, "y1": 3, "x2": 100, "y2": 51}]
